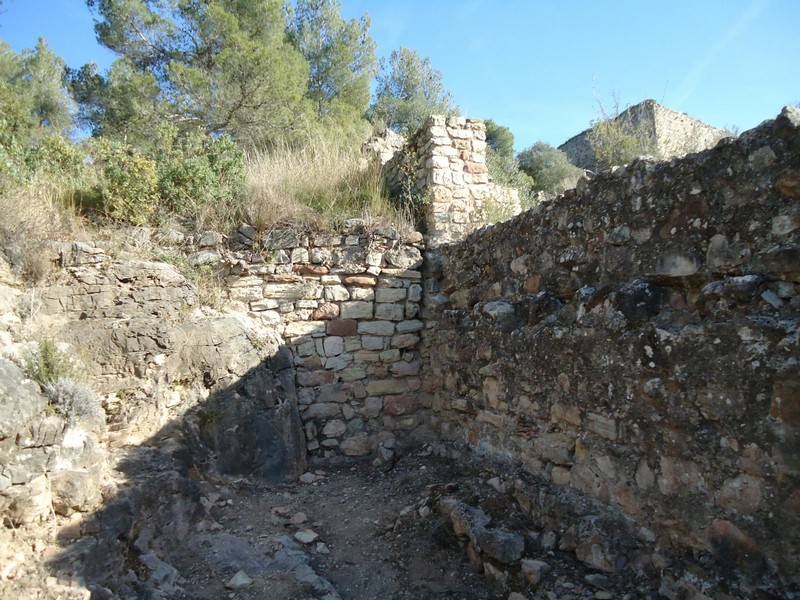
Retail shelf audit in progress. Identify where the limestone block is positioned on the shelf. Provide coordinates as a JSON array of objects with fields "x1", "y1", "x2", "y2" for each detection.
[
  {"x1": 263, "y1": 282, "x2": 318, "y2": 300},
  {"x1": 324, "y1": 285, "x2": 350, "y2": 302},
  {"x1": 349, "y1": 287, "x2": 374, "y2": 301},
  {"x1": 375, "y1": 303, "x2": 404, "y2": 321},
  {"x1": 322, "y1": 419, "x2": 347, "y2": 438},
  {"x1": 250, "y1": 298, "x2": 279, "y2": 311},
  {"x1": 340, "y1": 301, "x2": 374, "y2": 319},
  {"x1": 322, "y1": 336, "x2": 344, "y2": 357},
  {"x1": 324, "y1": 354, "x2": 353, "y2": 370},
  {"x1": 396, "y1": 320, "x2": 424, "y2": 333},
  {"x1": 338, "y1": 366, "x2": 366, "y2": 382},
  {"x1": 366, "y1": 379, "x2": 409, "y2": 396},
  {"x1": 303, "y1": 403, "x2": 341, "y2": 419},
  {"x1": 353, "y1": 347, "x2": 382, "y2": 364},
  {"x1": 341, "y1": 433, "x2": 369, "y2": 456},
  {"x1": 375, "y1": 288, "x2": 407, "y2": 303},
  {"x1": 284, "y1": 321, "x2": 326, "y2": 338},
  {"x1": 361, "y1": 337, "x2": 385, "y2": 351},
  {"x1": 358, "y1": 321, "x2": 395, "y2": 336},
  {"x1": 391, "y1": 333, "x2": 420, "y2": 349}
]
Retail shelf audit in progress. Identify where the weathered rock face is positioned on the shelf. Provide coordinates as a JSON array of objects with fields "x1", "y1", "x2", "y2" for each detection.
[
  {"x1": 424, "y1": 106, "x2": 800, "y2": 587},
  {"x1": 28, "y1": 251, "x2": 308, "y2": 480},
  {"x1": 0, "y1": 358, "x2": 107, "y2": 524}
]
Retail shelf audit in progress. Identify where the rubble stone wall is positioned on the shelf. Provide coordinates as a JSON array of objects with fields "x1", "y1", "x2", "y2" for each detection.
[
  {"x1": 211, "y1": 222, "x2": 430, "y2": 460},
  {"x1": 384, "y1": 116, "x2": 521, "y2": 248},
  {"x1": 424, "y1": 108, "x2": 800, "y2": 584}
]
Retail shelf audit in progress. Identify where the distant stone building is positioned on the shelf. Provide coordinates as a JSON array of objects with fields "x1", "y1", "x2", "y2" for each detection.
[{"x1": 558, "y1": 99, "x2": 730, "y2": 171}]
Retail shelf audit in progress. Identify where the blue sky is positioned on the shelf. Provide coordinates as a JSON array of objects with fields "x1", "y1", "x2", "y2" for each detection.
[{"x1": 2, "y1": 0, "x2": 798, "y2": 150}]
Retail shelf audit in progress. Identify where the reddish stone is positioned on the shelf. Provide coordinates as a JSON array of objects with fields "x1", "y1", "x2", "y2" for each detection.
[
  {"x1": 777, "y1": 169, "x2": 800, "y2": 199},
  {"x1": 297, "y1": 369, "x2": 334, "y2": 387},
  {"x1": 467, "y1": 428, "x2": 479, "y2": 446},
  {"x1": 312, "y1": 303, "x2": 339, "y2": 320},
  {"x1": 344, "y1": 275, "x2": 378, "y2": 287},
  {"x1": 783, "y1": 488, "x2": 800, "y2": 514},
  {"x1": 770, "y1": 380, "x2": 800, "y2": 424},
  {"x1": 383, "y1": 394, "x2": 418, "y2": 416},
  {"x1": 294, "y1": 264, "x2": 329, "y2": 275},
  {"x1": 464, "y1": 162, "x2": 488, "y2": 174},
  {"x1": 708, "y1": 519, "x2": 761, "y2": 566},
  {"x1": 523, "y1": 274, "x2": 540, "y2": 294},
  {"x1": 327, "y1": 319, "x2": 357, "y2": 336}
]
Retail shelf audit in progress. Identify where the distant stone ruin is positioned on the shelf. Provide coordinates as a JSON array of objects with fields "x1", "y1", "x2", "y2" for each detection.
[{"x1": 559, "y1": 99, "x2": 730, "y2": 171}]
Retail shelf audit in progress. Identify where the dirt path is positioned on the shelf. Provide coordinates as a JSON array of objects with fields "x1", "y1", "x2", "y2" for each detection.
[{"x1": 166, "y1": 452, "x2": 501, "y2": 600}]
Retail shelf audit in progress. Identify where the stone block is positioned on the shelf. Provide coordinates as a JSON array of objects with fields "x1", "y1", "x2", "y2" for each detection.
[
  {"x1": 354, "y1": 349, "x2": 382, "y2": 363},
  {"x1": 366, "y1": 379, "x2": 409, "y2": 396},
  {"x1": 327, "y1": 319, "x2": 357, "y2": 336},
  {"x1": 324, "y1": 285, "x2": 350, "y2": 302},
  {"x1": 303, "y1": 403, "x2": 341, "y2": 419},
  {"x1": 284, "y1": 321, "x2": 326, "y2": 338},
  {"x1": 375, "y1": 288, "x2": 407, "y2": 303},
  {"x1": 340, "y1": 301, "x2": 374, "y2": 319},
  {"x1": 324, "y1": 354, "x2": 353, "y2": 370},
  {"x1": 361, "y1": 336, "x2": 386, "y2": 351},
  {"x1": 341, "y1": 433, "x2": 369, "y2": 456},
  {"x1": 383, "y1": 394, "x2": 418, "y2": 416},
  {"x1": 375, "y1": 303, "x2": 404, "y2": 321},
  {"x1": 297, "y1": 369, "x2": 334, "y2": 387},
  {"x1": 322, "y1": 336, "x2": 344, "y2": 357},
  {"x1": 338, "y1": 366, "x2": 366, "y2": 381},
  {"x1": 322, "y1": 419, "x2": 347, "y2": 438},
  {"x1": 361, "y1": 397, "x2": 383, "y2": 418},
  {"x1": 587, "y1": 413, "x2": 617, "y2": 440},
  {"x1": 343, "y1": 275, "x2": 378, "y2": 286},
  {"x1": 396, "y1": 320, "x2": 424, "y2": 333},
  {"x1": 349, "y1": 287, "x2": 374, "y2": 301},
  {"x1": 391, "y1": 333, "x2": 420, "y2": 349},
  {"x1": 358, "y1": 321, "x2": 395, "y2": 336},
  {"x1": 263, "y1": 282, "x2": 318, "y2": 300},
  {"x1": 534, "y1": 432, "x2": 576, "y2": 466}
]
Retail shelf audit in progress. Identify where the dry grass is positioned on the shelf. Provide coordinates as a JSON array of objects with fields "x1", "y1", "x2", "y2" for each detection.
[
  {"x1": 243, "y1": 136, "x2": 401, "y2": 233},
  {"x1": 0, "y1": 175, "x2": 86, "y2": 282}
]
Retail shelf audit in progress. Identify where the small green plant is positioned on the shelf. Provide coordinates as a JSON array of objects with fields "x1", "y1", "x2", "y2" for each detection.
[
  {"x1": 88, "y1": 138, "x2": 159, "y2": 225},
  {"x1": 24, "y1": 340, "x2": 99, "y2": 424},
  {"x1": 24, "y1": 339, "x2": 80, "y2": 387}
]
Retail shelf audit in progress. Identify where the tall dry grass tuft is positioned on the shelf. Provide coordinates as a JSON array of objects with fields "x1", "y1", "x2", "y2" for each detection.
[
  {"x1": 0, "y1": 174, "x2": 86, "y2": 282},
  {"x1": 243, "y1": 136, "x2": 398, "y2": 233}
]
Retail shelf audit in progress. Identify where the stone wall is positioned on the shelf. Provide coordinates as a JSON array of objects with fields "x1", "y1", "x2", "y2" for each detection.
[
  {"x1": 384, "y1": 116, "x2": 521, "y2": 248},
  {"x1": 210, "y1": 220, "x2": 429, "y2": 460},
  {"x1": 424, "y1": 107, "x2": 800, "y2": 586},
  {"x1": 559, "y1": 99, "x2": 730, "y2": 172}
]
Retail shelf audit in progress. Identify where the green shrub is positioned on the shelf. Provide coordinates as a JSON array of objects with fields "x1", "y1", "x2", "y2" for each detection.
[
  {"x1": 156, "y1": 125, "x2": 245, "y2": 225},
  {"x1": 89, "y1": 138, "x2": 159, "y2": 225},
  {"x1": 518, "y1": 142, "x2": 583, "y2": 198},
  {"x1": 24, "y1": 339, "x2": 81, "y2": 387}
]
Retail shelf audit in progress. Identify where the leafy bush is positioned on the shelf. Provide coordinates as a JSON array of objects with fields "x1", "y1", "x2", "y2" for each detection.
[
  {"x1": 156, "y1": 125, "x2": 244, "y2": 227},
  {"x1": 486, "y1": 147, "x2": 536, "y2": 208},
  {"x1": 89, "y1": 138, "x2": 159, "y2": 225},
  {"x1": 24, "y1": 339, "x2": 82, "y2": 387},
  {"x1": 588, "y1": 116, "x2": 653, "y2": 171},
  {"x1": 518, "y1": 142, "x2": 583, "y2": 198}
]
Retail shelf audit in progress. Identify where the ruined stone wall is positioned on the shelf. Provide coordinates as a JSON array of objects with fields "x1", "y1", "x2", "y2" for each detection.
[
  {"x1": 205, "y1": 220, "x2": 429, "y2": 460},
  {"x1": 559, "y1": 99, "x2": 729, "y2": 171},
  {"x1": 424, "y1": 108, "x2": 800, "y2": 585},
  {"x1": 385, "y1": 116, "x2": 521, "y2": 248}
]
